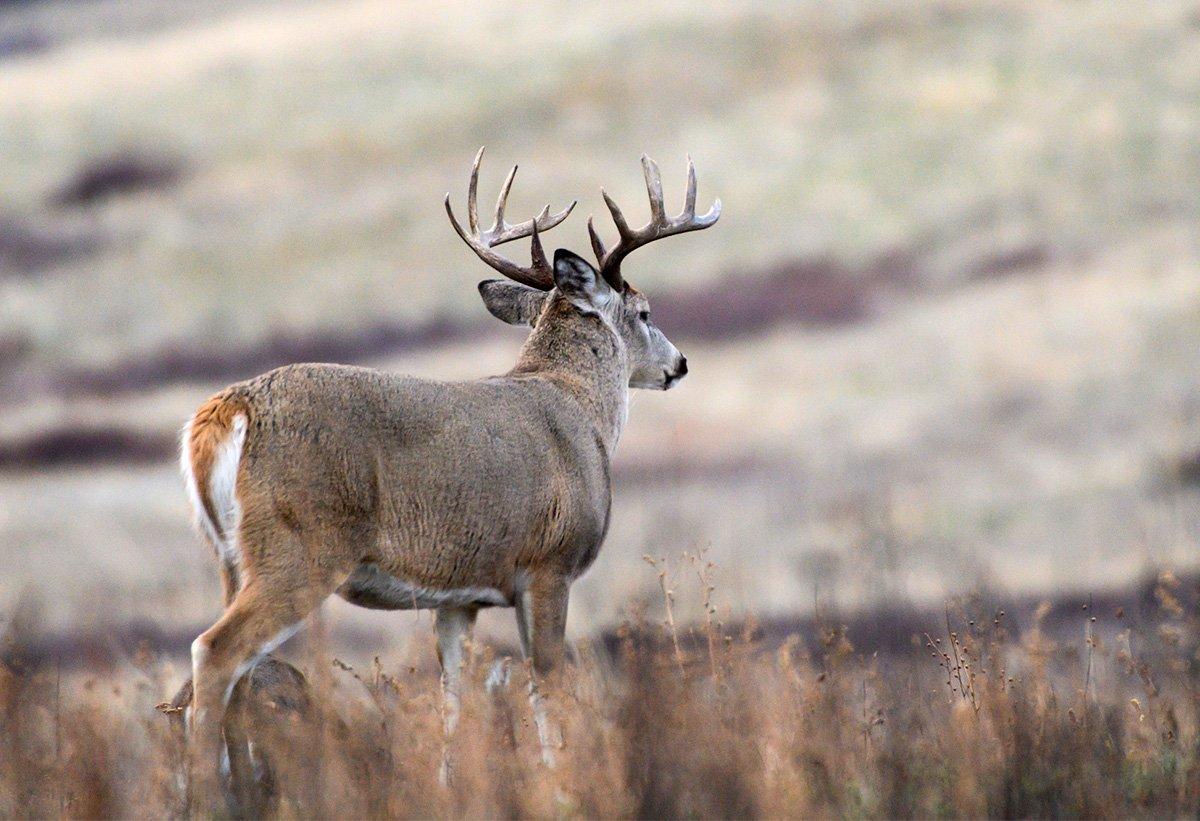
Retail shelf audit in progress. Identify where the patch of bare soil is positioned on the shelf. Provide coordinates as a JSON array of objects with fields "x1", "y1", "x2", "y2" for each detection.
[
  {"x1": 55, "y1": 316, "x2": 479, "y2": 399},
  {"x1": 0, "y1": 425, "x2": 173, "y2": 469},
  {"x1": 51, "y1": 153, "x2": 183, "y2": 207},
  {"x1": 0, "y1": 216, "x2": 97, "y2": 275}
]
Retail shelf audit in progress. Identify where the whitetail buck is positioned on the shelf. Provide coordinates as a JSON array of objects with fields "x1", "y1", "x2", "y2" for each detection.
[{"x1": 179, "y1": 148, "x2": 719, "y2": 792}]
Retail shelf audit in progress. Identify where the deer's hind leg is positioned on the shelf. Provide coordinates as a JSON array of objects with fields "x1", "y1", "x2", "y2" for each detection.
[
  {"x1": 189, "y1": 529, "x2": 345, "y2": 808},
  {"x1": 219, "y1": 558, "x2": 241, "y2": 609}
]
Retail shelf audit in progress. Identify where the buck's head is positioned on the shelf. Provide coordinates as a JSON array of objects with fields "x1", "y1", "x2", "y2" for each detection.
[{"x1": 447, "y1": 149, "x2": 719, "y2": 390}]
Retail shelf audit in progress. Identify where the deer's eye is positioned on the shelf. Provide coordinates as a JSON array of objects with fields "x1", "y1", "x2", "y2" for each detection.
[{"x1": 638, "y1": 310, "x2": 650, "y2": 323}]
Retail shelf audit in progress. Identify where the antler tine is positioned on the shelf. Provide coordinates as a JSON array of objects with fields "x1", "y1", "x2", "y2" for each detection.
[
  {"x1": 539, "y1": 201, "x2": 576, "y2": 230},
  {"x1": 695, "y1": 196, "x2": 722, "y2": 226},
  {"x1": 530, "y1": 220, "x2": 549, "y2": 274},
  {"x1": 594, "y1": 154, "x2": 722, "y2": 289},
  {"x1": 488, "y1": 200, "x2": 576, "y2": 247},
  {"x1": 601, "y1": 189, "x2": 632, "y2": 238},
  {"x1": 444, "y1": 194, "x2": 476, "y2": 246},
  {"x1": 493, "y1": 164, "x2": 518, "y2": 232},
  {"x1": 642, "y1": 155, "x2": 665, "y2": 224},
  {"x1": 682, "y1": 155, "x2": 697, "y2": 219},
  {"x1": 467, "y1": 146, "x2": 484, "y2": 235},
  {"x1": 445, "y1": 148, "x2": 575, "y2": 290},
  {"x1": 587, "y1": 215, "x2": 607, "y2": 264}
]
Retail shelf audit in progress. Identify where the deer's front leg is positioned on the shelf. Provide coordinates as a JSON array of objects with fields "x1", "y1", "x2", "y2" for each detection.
[
  {"x1": 518, "y1": 572, "x2": 569, "y2": 768},
  {"x1": 436, "y1": 606, "x2": 477, "y2": 785}
]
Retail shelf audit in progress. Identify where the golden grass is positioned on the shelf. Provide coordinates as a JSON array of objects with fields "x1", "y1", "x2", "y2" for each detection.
[{"x1": 1, "y1": 569, "x2": 1196, "y2": 818}]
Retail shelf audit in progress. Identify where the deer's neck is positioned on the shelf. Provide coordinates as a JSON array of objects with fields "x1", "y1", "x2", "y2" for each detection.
[{"x1": 509, "y1": 303, "x2": 629, "y2": 451}]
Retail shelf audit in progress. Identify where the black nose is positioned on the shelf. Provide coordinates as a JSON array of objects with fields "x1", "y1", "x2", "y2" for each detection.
[{"x1": 677, "y1": 356, "x2": 688, "y2": 376}]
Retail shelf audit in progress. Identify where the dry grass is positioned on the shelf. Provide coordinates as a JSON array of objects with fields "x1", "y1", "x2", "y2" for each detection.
[{"x1": 1, "y1": 568, "x2": 1196, "y2": 819}]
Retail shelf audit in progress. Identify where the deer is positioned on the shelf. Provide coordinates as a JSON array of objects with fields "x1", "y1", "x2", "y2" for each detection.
[{"x1": 178, "y1": 148, "x2": 720, "y2": 796}]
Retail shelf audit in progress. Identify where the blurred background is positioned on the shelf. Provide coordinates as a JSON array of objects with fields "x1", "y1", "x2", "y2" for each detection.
[{"x1": 0, "y1": 0, "x2": 1197, "y2": 650}]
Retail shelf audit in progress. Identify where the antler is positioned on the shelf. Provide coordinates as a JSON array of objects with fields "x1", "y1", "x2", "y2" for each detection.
[
  {"x1": 588, "y1": 154, "x2": 721, "y2": 290},
  {"x1": 445, "y1": 147, "x2": 576, "y2": 290}
]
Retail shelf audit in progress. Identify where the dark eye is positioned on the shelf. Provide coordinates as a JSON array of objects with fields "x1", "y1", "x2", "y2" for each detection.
[{"x1": 638, "y1": 310, "x2": 650, "y2": 322}]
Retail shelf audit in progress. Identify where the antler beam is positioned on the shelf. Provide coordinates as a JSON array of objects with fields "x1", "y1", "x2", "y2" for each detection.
[
  {"x1": 445, "y1": 147, "x2": 576, "y2": 290},
  {"x1": 588, "y1": 155, "x2": 721, "y2": 290}
]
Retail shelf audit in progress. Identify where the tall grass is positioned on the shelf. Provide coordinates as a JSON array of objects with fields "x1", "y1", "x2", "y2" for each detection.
[{"x1": 0, "y1": 568, "x2": 1196, "y2": 818}]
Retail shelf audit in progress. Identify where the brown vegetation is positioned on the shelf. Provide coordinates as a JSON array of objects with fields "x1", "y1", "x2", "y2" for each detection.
[{"x1": 0, "y1": 570, "x2": 1195, "y2": 818}]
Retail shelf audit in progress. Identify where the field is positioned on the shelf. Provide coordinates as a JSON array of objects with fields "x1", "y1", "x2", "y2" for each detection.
[
  {"x1": 2, "y1": 567, "x2": 1198, "y2": 817},
  {"x1": 1, "y1": 0, "x2": 1199, "y2": 816}
]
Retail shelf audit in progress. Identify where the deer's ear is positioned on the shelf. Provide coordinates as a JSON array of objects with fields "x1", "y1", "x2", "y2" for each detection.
[
  {"x1": 553, "y1": 249, "x2": 612, "y2": 312},
  {"x1": 478, "y1": 280, "x2": 548, "y2": 326}
]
